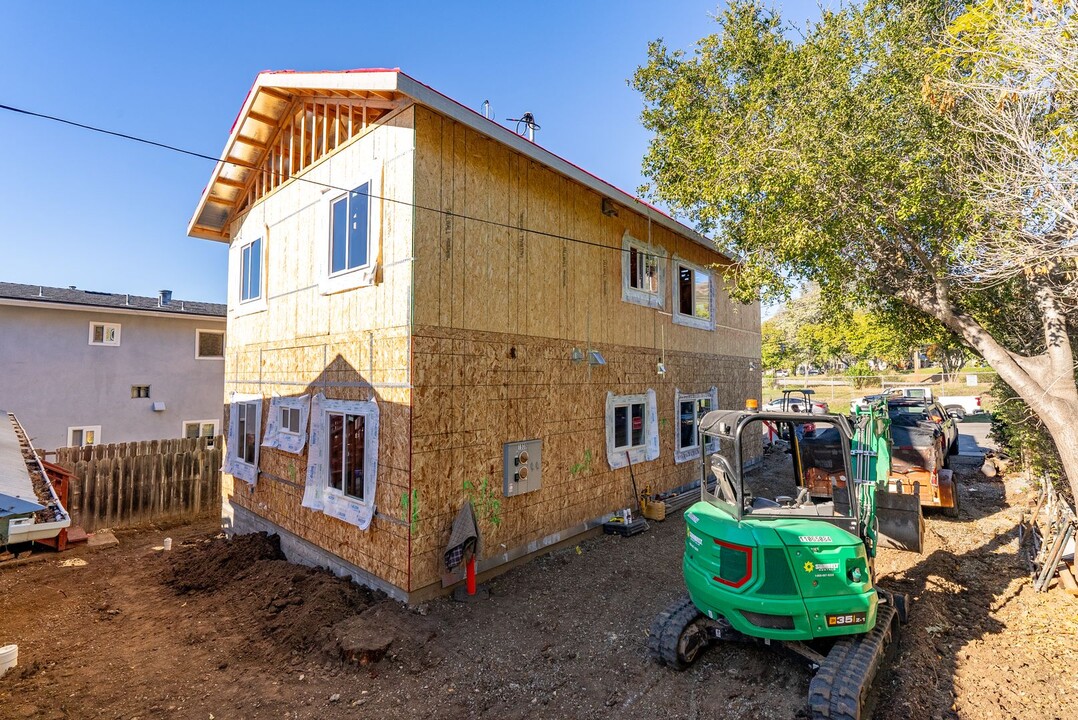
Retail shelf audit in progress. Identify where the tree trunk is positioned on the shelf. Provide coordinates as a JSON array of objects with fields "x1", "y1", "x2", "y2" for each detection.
[{"x1": 905, "y1": 287, "x2": 1078, "y2": 503}]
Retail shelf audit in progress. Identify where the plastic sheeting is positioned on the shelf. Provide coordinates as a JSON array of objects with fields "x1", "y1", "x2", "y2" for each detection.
[
  {"x1": 224, "y1": 393, "x2": 262, "y2": 486},
  {"x1": 261, "y1": 395, "x2": 312, "y2": 455},
  {"x1": 301, "y1": 393, "x2": 380, "y2": 530},
  {"x1": 605, "y1": 389, "x2": 660, "y2": 470}
]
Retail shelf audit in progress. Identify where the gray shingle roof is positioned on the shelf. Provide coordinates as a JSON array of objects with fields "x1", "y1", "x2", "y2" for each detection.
[{"x1": 0, "y1": 282, "x2": 226, "y2": 317}]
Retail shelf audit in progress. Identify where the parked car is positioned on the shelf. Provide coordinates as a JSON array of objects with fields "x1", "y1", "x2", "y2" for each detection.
[
  {"x1": 883, "y1": 386, "x2": 983, "y2": 420},
  {"x1": 763, "y1": 389, "x2": 829, "y2": 439},
  {"x1": 886, "y1": 397, "x2": 958, "y2": 464}
]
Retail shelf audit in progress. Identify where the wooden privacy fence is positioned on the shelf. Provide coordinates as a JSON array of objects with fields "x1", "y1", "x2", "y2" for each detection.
[{"x1": 51, "y1": 437, "x2": 223, "y2": 531}]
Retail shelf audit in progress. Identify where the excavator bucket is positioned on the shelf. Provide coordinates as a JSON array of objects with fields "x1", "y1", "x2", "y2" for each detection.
[{"x1": 875, "y1": 488, "x2": 924, "y2": 553}]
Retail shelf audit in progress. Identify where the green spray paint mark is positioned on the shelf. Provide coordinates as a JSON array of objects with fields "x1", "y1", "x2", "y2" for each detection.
[{"x1": 464, "y1": 477, "x2": 502, "y2": 528}]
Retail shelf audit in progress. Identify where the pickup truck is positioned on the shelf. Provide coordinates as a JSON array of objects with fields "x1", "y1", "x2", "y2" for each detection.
[{"x1": 855, "y1": 386, "x2": 984, "y2": 419}]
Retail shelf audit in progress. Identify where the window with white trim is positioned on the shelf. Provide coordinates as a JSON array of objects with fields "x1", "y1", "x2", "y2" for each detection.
[
  {"x1": 89, "y1": 322, "x2": 121, "y2": 346},
  {"x1": 68, "y1": 426, "x2": 101, "y2": 447},
  {"x1": 330, "y1": 182, "x2": 371, "y2": 275},
  {"x1": 612, "y1": 400, "x2": 647, "y2": 452},
  {"x1": 235, "y1": 401, "x2": 259, "y2": 466},
  {"x1": 183, "y1": 420, "x2": 218, "y2": 439},
  {"x1": 672, "y1": 256, "x2": 715, "y2": 330},
  {"x1": 131, "y1": 385, "x2": 151, "y2": 399},
  {"x1": 280, "y1": 406, "x2": 302, "y2": 435},
  {"x1": 195, "y1": 329, "x2": 225, "y2": 359},
  {"x1": 327, "y1": 411, "x2": 366, "y2": 500},
  {"x1": 240, "y1": 237, "x2": 262, "y2": 302},
  {"x1": 621, "y1": 233, "x2": 666, "y2": 309},
  {"x1": 184, "y1": 420, "x2": 219, "y2": 448},
  {"x1": 674, "y1": 388, "x2": 720, "y2": 463}
]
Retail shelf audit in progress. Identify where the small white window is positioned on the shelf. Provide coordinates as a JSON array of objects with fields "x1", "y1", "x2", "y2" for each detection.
[
  {"x1": 240, "y1": 237, "x2": 262, "y2": 303},
  {"x1": 621, "y1": 233, "x2": 666, "y2": 309},
  {"x1": 195, "y1": 329, "x2": 225, "y2": 359},
  {"x1": 613, "y1": 401, "x2": 647, "y2": 452},
  {"x1": 68, "y1": 425, "x2": 101, "y2": 447},
  {"x1": 224, "y1": 395, "x2": 261, "y2": 486},
  {"x1": 674, "y1": 388, "x2": 720, "y2": 463},
  {"x1": 672, "y1": 256, "x2": 715, "y2": 330},
  {"x1": 330, "y1": 182, "x2": 371, "y2": 276},
  {"x1": 604, "y1": 390, "x2": 660, "y2": 469},
  {"x1": 280, "y1": 406, "x2": 302, "y2": 435},
  {"x1": 89, "y1": 322, "x2": 121, "y2": 346},
  {"x1": 131, "y1": 385, "x2": 151, "y2": 399},
  {"x1": 183, "y1": 420, "x2": 218, "y2": 439}
]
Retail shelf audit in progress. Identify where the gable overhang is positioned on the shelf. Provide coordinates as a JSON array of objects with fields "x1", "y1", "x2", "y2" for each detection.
[{"x1": 188, "y1": 69, "x2": 722, "y2": 261}]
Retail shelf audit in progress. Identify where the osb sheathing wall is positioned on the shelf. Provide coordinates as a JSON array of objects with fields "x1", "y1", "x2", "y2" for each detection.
[
  {"x1": 220, "y1": 106, "x2": 416, "y2": 590},
  {"x1": 407, "y1": 106, "x2": 761, "y2": 592}
]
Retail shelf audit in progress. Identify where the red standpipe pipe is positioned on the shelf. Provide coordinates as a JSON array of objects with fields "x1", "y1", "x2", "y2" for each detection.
[{"x1": 466, "y1": 555, "x2": 477, "y2": 595}]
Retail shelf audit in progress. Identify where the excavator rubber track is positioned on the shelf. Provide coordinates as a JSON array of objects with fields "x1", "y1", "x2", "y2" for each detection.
[
  {"x1": 808, "y1": 604, "x2": 899, "y2": 720},
  {"x1": 648, "y1": 596, "x2": 902, "y2": 720}
]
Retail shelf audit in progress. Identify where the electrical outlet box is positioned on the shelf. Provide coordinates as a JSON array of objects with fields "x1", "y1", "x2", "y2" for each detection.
[{"x1": 503, "y1": 439, "x2": 542, "y2": 497}]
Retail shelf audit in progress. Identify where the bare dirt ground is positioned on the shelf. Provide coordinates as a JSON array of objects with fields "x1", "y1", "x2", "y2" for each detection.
[{"x1": 2, "y1": 459, "x2": 1076, "y2": 720}]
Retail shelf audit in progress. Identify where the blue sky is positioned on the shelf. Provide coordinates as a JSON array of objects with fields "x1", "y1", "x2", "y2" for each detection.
[{"x1": 0, "y1": 1, "x2": 826, "y2": 303}]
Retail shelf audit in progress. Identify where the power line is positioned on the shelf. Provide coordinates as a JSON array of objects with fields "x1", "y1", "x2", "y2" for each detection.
[{"x1": 0, "y1": 102, "x2": 684, "y2": 261}]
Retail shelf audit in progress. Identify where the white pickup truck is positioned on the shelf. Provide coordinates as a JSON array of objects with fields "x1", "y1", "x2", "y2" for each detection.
[{"x1": 880, "y1": 386, "x2": 984, "y2": 419}]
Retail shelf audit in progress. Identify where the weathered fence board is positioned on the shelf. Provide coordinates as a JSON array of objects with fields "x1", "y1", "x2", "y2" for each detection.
[{"x1": 52, "y1": 437, "x2": 222, "y2": 531}]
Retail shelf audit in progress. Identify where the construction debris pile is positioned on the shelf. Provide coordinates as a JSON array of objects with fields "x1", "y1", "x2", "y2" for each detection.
[
  {"x1": 13, "y1": 422, "x2": 65, "y2": 525},
  {"x1": 1024, "y1": 480, "x2": 1077, "y2": 596}
]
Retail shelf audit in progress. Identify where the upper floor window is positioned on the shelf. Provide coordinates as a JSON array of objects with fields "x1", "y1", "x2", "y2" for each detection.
[
  {"x1": 330, "y1": 182, "x2": 371, "y2": 275},
  {"x1": 89, "y1": 322, "x2": 121, "y2": 346},
  {"x1": 240, "y1": 238, "x2": 262, "y2": 302},
  {"x1": 621, "y1": 233, "x2": 666, "y2": 309},
  {"x1": 196, "y1": 329, "x2": 225, "y2": 359},
  {"x1": 672, "y1": 256, "x2": 715, "y2": 330}
]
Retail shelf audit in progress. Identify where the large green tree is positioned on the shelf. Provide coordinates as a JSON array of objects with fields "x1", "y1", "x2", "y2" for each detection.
[{"x1": 633, "y1": 0, "x2": 1078, "y2": 501}]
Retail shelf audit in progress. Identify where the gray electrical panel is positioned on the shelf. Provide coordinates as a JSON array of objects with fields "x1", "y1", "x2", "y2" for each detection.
[{"x1": 503, "y1": 439, "x2": 542, "y2": 497}]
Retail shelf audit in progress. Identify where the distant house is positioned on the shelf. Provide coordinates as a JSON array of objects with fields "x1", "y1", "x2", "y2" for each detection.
[
  {"x1": 188, "y1": 69, "x2": 761, "y2": 602},
  {"x1": 0, "y1": 283, "x2": 227, "y2": 449}
]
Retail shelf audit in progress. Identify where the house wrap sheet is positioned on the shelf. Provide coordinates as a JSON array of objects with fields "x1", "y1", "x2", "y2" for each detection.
[
  {"x1": 224, "y1": 392, "x2": 262, "y2": 486},
  {"x1": 261, "y1": 395, "x2": 312, "y2": 454}
]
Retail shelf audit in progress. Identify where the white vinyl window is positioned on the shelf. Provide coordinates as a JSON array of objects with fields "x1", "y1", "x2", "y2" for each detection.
[
  {"x1": 612, "y1": 400, "x2": 647, "y2": 452},
  {"x1": 326, "y1": 411, "x2": 367, "y2": 500},
  {"x1": 672, "y1": 256, "x2": 715, "y2": 330},
  {"x1": 330, "y1": 182, "x2": 371, "y2": 276},
  {"x1": 301, "y1": 395, "x2": 380, "y2": 530},
  {"x1": 183, "y1": 420, "x2": 219, "y2": 448},
  {"x1": 605, "y1": 390, "x2": 660, "y2": 469},
  {"x1": 235, "y1": 401, "x2": 259, "y2": 465},
  {"x1": 240, "y1": 237, "x2": 262, "y2": 303},
  {"x1": 621, "y1": 233, "x2": 666, "y2": 309},
  {"x1": 195, "y1": 329, "x2": 225, "y2": 359},
  {"x1": 88, "y1": 322, "x2": 121, "y2": 346},
  {"x1": 68, "y1": 426, "x2": 101, "y2": 447},
  {"x1": 183, "y1": 420, "x2": 219, "y2": 439},
  {"x1": 280, "y1": 406, "x2": 302, "y2": 435},
  {"x1": 674, "y1": 388, "x2": 720, "y2": 463}
]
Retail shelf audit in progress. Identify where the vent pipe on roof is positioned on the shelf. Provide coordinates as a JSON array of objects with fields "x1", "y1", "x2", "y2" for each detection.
[
  {"x1": 37, "y1": 286, "x2": 43, "y2": 297},
  {"x1": 125, "y1": 294, "x2": 130, "y2": 306},
  {"x1": 68, "y1": 285, "x2": 76, "y2": 290},
  {"x1": 159, "y1": 289, "x2": 172, "y2": 307},
  {"x1": 481, "y1": 100, "x2": 493, "y2": 120},
  {"x1": 507, "y1": 112, "x2": 540, "y2": 142}
]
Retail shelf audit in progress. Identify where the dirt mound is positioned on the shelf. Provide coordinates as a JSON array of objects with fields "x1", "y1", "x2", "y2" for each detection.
[
  {"x1": 163, "y1": 531, "x2": 386, "y2": 653},
  {"x1": 165, "y1": 531, "x2": 284, "y2": 593}
]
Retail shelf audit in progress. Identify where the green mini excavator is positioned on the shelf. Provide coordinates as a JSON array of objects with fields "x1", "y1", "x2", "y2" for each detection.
[{"x1": 648, "y1": 399, "x2": 923, "y2": 720}]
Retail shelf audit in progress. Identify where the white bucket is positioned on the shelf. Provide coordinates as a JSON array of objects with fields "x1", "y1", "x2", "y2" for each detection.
[
  {"x1": 163, "y1": 537, "x2": 172, "y2": 551},
  {"x1": 0, "y1": 644, "x2": 18, "y2": 677}
]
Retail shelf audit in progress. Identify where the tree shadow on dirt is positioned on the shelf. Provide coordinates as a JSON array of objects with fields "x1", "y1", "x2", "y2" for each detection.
[{"x1": 874, "y1": 477, "x2": 1021, "y2": 720}]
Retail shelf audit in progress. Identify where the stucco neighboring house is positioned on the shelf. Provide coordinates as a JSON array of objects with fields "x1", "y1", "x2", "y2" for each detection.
[
  {"x1": 188, "y1": 69, "x2": 762, "y2": 602},
  {"x1": 0, "y1": 282, "x2": 227, "y2": 450}
]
